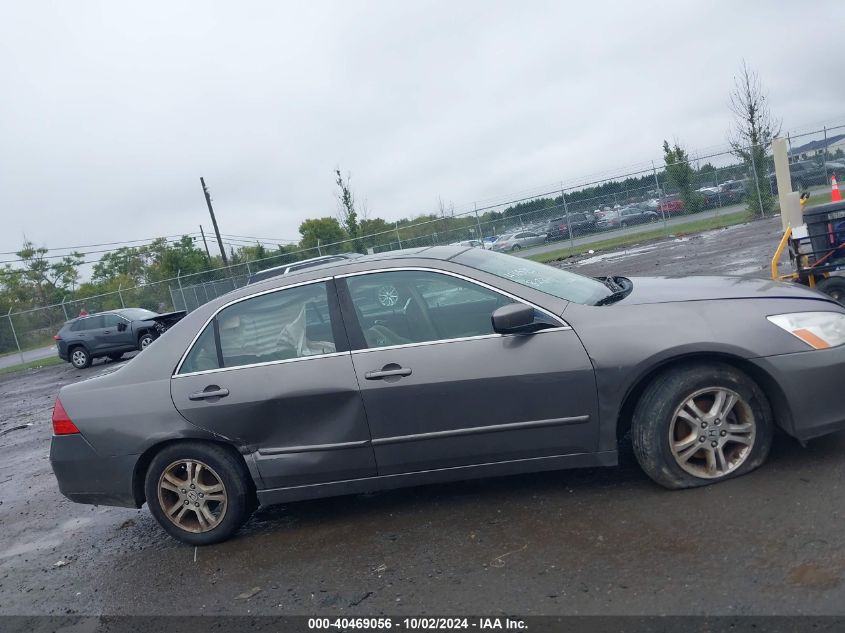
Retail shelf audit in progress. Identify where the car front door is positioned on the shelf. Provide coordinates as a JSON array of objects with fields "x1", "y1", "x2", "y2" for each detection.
[
  {"x1": 170, "y1": 279, "x2": 377, "y2": 490},
  {"x1": 98, "y1": 314, "x2": 134, "y2": 351},
  {"x1": 338, "y1": 269, "x2": 599, "y2": 476}
]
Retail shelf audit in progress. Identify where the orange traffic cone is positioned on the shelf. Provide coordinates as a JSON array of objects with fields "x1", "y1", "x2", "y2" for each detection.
[{"x1": 833, "y1": 175, "x2": 842, "y2": 202}]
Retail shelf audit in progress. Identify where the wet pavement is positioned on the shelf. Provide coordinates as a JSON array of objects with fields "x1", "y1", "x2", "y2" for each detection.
[{"x1": 1, "y1": 216, "x2": 844, "y2": 616}]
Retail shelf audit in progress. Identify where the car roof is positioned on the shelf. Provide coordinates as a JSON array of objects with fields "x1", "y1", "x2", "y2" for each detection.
[{"x1": 242, "y1": 245, "x2": 470, "y2": 289}]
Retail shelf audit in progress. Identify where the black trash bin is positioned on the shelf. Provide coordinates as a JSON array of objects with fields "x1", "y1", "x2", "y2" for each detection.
[{"x1": 804, "y1": 200, "x2": 845, "y2": 267}]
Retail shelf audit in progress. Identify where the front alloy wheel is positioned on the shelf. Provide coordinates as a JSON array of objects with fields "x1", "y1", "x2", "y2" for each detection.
[
  {"x1": 631, "y1": 362, "x2": 772, "y2": 489},
  {"x1": 669, "y1": 388, "x2": 756, "y2": 479},
  {"x1": 139, "y1": 333, "x2": 154, "y2": 350}
]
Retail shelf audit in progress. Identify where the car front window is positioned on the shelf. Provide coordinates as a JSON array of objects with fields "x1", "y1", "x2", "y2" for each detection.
[{"x1": 455, "y1": 248, "x2": 611, "y2": 305}]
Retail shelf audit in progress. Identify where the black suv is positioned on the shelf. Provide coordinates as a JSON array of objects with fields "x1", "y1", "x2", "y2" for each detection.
[
  {"x1": 54, "y1": 308, "x2": 186, "y2": 369},
  {"x1": 770, "y1": 161, "x2": 829, "y2": 193},
  {"x1": 543, "y1": 212, "x2": 597, "y2": 241}
]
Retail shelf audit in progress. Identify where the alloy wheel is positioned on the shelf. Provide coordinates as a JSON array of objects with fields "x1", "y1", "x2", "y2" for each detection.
[
  {"x1": 669, "y1": 387, "x2": 756, "y2": 479},
  {"x1": 157, "y1": 459, "x2": 228, "y2": 533},
  {"x1": 140, "y1": 335, "x2": 153, "y2": 349},
  {"x1": 71, "y1": 350, "x2": 88, "y2": 368}
]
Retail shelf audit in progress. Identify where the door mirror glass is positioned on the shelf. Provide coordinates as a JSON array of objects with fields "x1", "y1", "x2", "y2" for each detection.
[{"x1": 491, "y1": 303, "x2": 543, "y2": 334}]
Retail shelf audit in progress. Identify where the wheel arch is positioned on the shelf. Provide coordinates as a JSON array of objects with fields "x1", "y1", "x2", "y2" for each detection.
[
  {"x1": 616, "y1": 352, "x2": 795, "y2": 443},
  {"x1": 132, "y1": 438, "x2": 257, "y2": 508}
]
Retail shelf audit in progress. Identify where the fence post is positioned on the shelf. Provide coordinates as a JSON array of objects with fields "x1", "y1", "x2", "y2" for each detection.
[
  {"x1": 177, "y1": 270, "x2": 188, "y2": 313},
  {"x1": 474, "y1": 208, "x2": 483, "y2": 240},
  {"x1": 118, "y1": 284, "x2": 125, "y2": 308},
  {"x1": 61, "y1": 296, "x2": 69, "y2": 321},
  {"x1": 317, "y1": 239, "x2": 322, "y2": 256},
  {"x1": 395, "y1": 223, "x2": 403, "y2": 249},
  {"x1": 7, "y1": 307, "x2": 25, "y2": 366},
  {"x1": 749, "y1": 143, "x2": 765, "y2": 218},
  {"x1": 652, "y1": 161, "x2": 668, "y2": 229},
  {"x1": 561, "y1": 187, "x2": 574, "y2": 250}
]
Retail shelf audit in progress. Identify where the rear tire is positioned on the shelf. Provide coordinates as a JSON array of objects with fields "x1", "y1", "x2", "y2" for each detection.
[
  {"x1": 631, "y1": 362, "x2": 773, "y2": 489},
  {"x1": 145, "y1": 442, "x2": 255, "y2": 545},
  {"x1": 816, "y1": 276, "x2": 845, "y2": 305},
  {"x1": 69, "y1": 347, "x2": 91, "y2": 369},
  {"x1": 621, "y1": 221, "x2": 629, "y2": 228},
  {"x1": 511, "y1": 245, "x2": 521, "y2": 252}
]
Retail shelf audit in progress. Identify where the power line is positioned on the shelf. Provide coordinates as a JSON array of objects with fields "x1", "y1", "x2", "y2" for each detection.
[
  {"x1": 0, "y1": 232, "x2": 201, "y2": 256},
  {"x1": 0, "y1": 237, "x2": 199, "y2": 265}
]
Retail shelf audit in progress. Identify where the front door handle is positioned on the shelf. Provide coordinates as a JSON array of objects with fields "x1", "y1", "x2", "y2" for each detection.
[
  {"x1": 365, "y1": 367, "x2": 412, "y2": 380},
  {"x1": 188, "y1": 387, "x2": 230, "y2": 401}
]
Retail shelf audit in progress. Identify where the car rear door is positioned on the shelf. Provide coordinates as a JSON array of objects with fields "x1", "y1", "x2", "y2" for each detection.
[
  {"x1": 337, "y1": 269, "x2": 599, "y2": 476},
  {"x1": 170, "y1": 279, "x2": 377, "y2": 490}
]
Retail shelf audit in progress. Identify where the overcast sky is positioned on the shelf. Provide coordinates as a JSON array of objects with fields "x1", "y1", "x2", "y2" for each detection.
[{"x1": 2, "y1": 1, "x2": 844, "y2": 270}]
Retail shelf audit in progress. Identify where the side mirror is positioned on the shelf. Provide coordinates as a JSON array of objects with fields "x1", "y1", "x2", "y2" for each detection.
[
  {"x1": 491, "y1": 303, "x2": 541, "y2": 334},
  {"x1": 117, "y1": 322, "x2": 127, "y2": 332}
]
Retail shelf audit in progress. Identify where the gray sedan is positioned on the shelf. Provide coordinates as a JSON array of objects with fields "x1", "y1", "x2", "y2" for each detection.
[
  {"x1": 50, "y1": 246, "x2": 845, "y2": 544},
  {"x1": 490, "y1": 230, "x2": 546, "y2": 252}
]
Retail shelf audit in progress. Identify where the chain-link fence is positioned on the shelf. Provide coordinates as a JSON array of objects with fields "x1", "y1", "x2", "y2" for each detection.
[{"x1": 4, "y1": 125, "x2": 845, "y2": 361}]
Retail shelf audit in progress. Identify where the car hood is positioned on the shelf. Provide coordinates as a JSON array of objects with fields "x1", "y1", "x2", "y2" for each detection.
[{"x1": 616, "y1": 275, "x2": 836, "y2": 305}]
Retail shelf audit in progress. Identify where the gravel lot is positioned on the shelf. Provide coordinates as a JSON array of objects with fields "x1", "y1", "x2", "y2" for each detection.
[{"x1": 2, "y1": 216, "x2": 844, "y2": 617}]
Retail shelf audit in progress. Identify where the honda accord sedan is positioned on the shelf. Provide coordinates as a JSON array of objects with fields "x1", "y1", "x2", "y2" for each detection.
[{"x1": 50, "y1": 246, "x2": 845, "y2": 544}]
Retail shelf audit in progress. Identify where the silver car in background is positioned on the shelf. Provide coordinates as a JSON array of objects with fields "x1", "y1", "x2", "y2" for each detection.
[{"x1": 490, "y1": 230, "x2": 546, "y2": 252}]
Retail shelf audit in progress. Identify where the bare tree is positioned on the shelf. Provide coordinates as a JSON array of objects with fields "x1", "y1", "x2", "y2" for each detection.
[{"x1": 728, "y1": 60, "x2": 781, "y2": 217}]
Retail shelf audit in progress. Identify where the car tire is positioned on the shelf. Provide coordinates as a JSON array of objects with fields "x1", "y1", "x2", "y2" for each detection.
[
  {"x1": 145, "y1": 442, "x2": 256, "y2": 545},
  {"x1": 108, "y1": 353, "x2": 123, "y2": 362},
  {"x1": 138, "y1": 332, "x2": 155, "y2": 351},
  {"x1": 69, "y1": 346, "x2": 92, "y2": 369},
  {"x1": 650, "y1": 214, "x2": 658, "y2": 223},
  {"x1": 621, "y1": 221, "x2": 629, "y2": 229},
  {"x1": 511, "y1": 245, "x2": 521, "y2": 252},
  {"x1": 816, "y1": 276, "x2": 845, "y2": 305},
  {"x1": 631, "y1": 362, "x2": 773, "y2": 489}
]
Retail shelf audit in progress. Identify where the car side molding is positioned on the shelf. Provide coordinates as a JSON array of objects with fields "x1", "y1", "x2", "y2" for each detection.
[{"x1": 256, "y1": 450, "x2": 617, "y2": 506}]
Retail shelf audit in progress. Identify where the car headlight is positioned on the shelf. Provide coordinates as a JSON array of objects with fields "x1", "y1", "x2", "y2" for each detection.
[{"x1": 767, "y1": 312, "x2": 845, "y2": 349}]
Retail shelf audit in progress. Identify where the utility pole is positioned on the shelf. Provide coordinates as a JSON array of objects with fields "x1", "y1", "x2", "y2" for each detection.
[
  {"x1": 200, "y1": 177, "x2": 228, "y2": 266},
  {"x1": 199, "y1": 225, "x2": 211, "y2": 259}
]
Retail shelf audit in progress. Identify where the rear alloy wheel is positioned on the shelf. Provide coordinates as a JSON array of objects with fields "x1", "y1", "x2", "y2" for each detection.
[
  {"x1": 138, "y1": 333, "x2": 154, "y2": 351},
  {"x1": 145, "y1": 442, "x2": 255, "y2": 545},
  {"x1": 632, "y1": 362, "x2": 772, "y2": 489},
  {"x1": 816, "y1": 276, "x2": 845, "y2": 305},
  {"x1": 70, "y1": 347, "x2": 91, "y2": 369},
  {"x1": 511, "y1": 244, "x2": 521, "y2": 252}
]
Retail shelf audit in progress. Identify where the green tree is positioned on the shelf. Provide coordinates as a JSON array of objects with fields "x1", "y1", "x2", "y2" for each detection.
[
  {"x1": 9, "y1": 240, "x2": 84, "y2": 306},
  {"x1": 663, "y1": 140, "x2": 703, "y2": 213},
  {"x1": 298, "y1": 217, "x2": 348, "y2": 255},
  {"x1": 728, "y1": 60, "x2": 780, "y2": 217},
  {"x1": 335, "y1": 168, "x2": 362, "y2": 252}
]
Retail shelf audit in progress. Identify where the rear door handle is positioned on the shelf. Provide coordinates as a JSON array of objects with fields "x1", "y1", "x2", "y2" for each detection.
[
  {"x1": 188, "y1": 387, "x2": 230, "y2": 401},
  {"x1": 365, "y1": 367, "x2": 412, "y2": 380}
]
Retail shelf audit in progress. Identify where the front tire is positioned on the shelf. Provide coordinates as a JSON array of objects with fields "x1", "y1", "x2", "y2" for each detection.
[
  {"x1": 511, "y1": 244, "x2": 521, "y2": 252},
  {"x1": 69, "y1": 347, "x2": 91, "y2": 369},
  {"x1": 138, "y1": 332, "x2": 155, "y2": 350},
  {"x1": 631, "y1": 362, "x2": 773, "y2": 489},
  {"x1": 816, "y1": 276, "x2": 845, "y2": 305},
  {"x1": 145, "y1": 442, "x2": 255, "y2": 545}
]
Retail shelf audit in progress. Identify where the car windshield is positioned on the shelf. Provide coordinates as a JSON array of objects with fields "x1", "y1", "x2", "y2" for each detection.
[
  {"x1": 118, "y1": 308, "x2": 158, "y2": 320},
  {"x1": 455, "y1": 248, "x2": 611, "y2": 305}
]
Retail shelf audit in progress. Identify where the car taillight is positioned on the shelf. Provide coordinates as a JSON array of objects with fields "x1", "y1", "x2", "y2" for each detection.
[
  {"x1": 52, "y1": 399, "x2": 80, "y2": 435},
  {"x1": 53, "y1": 334, "x2": 61, "y2": 341}
]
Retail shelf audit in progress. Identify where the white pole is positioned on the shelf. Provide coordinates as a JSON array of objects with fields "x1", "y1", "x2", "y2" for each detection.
[{"x1": 7, "y1": 307, "x2": 24, "y2": 366}]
